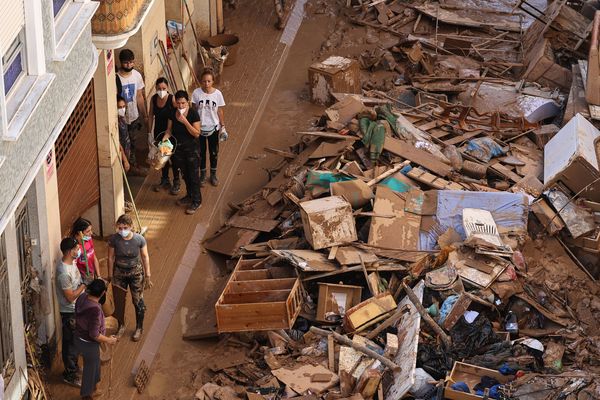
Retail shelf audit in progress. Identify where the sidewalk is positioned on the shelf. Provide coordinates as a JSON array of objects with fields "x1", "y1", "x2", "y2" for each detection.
[{"x1": 46, "y1": 1, "x2": 298, "y2": 398}]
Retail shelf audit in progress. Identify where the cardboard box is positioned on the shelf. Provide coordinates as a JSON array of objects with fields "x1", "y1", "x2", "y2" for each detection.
[
  {"x1": 300, "y1": 196, "x2": 358, "y2": 250},
  {"x1": 316, "y1": 283, "x2": 363, "y2": 322},
  {"x1": 309, "y1": 56, "x2": 361, "y2": 105},
  {"x1": 544, "y1": 114, "x2": 600, "y2": 201},
  {"x1": 445, "y1": 362, "x2": 511, "y2": 400}
]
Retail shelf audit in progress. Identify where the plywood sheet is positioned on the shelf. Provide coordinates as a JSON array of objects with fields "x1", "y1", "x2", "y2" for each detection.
[
  {"x1": 413, "y1": 4, "x2": 522, "y2": 32},
  {"x1": 368, "y1": 186, "x2": 421, "y2": 251},
  {"x1": 383, "y1": 136, "x2": 452, "y2": 177},
  {"x1": 385, "y1": 280, "x2": 424, "y2": 399},
  {"x1": 271, "y1": 249, "x2": 338, "y2": 271}
]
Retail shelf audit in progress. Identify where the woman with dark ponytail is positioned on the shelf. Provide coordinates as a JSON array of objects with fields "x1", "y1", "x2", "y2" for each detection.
[{"x1": 71, "y1": 218, "x2": 100, "y2": 280}]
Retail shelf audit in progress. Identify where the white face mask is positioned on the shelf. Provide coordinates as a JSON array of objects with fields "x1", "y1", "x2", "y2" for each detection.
[
  {"x1": 119, "y1": 229, "x2": 131, "y2": 238},
  {"x1": 118, "y1": 107, "x2": 126, "y2": 117},
  {"x1": 157, "y1": 90, "x2": 168, "y2": 99},
  {"x1": 178, "y1": 108, "x2": 187, "y2": 115}
]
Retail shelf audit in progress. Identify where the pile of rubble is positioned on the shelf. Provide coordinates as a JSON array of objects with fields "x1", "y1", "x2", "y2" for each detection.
[{"x1": 189, "y1": 1, "x2": 600, "y2": 399}]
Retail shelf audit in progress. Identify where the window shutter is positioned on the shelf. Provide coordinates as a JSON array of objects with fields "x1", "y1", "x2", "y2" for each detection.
[{"x1": 0, "y1": 0, "x2": 24, "y2": 55}]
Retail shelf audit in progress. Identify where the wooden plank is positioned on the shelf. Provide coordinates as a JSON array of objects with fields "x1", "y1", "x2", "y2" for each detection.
[
  {"x1": 223, "y1": 290, "x2": 291, "y2": 304},
  {"x1": 234, "y1": 269, "x2": 270, "y2": 281},
  {"x1": 216, "y1": 302, "x2": 288, "y2": 332},
  {"x1": 488, "y1": 162, "x2": 522, "y2": 183},
  {"x1": 299, "y1": 131, "x2": 359, "y2": 140},
  {"x1": 328, "y1": 335, "x2": 335, "y2": 372},
  {"x1": 443, "y1": 130, "x2": 484, "y2": 146},
  {"x1": 227, "y1": 215, "x2": 280, "y2": 232},
  {"x1": 383, "y1": 136, "x2": 453, "y2": 177},
  {"x1": 227, "y1": 278, "x2": 297, "y2": 293},
  {"x1": 406, "y1": 167, "x2": 465, "y2": 190}
]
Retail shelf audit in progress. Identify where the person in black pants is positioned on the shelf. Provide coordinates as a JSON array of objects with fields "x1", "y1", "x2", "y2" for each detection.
[
  {"x1": 148, "y1": 77, "x2": 180, "y2": 194},
  {"x1": 163, "y1": 90, "x2": 202, "y2": 214}
]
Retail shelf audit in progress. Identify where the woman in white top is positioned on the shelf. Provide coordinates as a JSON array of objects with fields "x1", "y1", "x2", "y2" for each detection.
[{"x1": 191, "y1": 68, "x2": 226, "y2": 187}]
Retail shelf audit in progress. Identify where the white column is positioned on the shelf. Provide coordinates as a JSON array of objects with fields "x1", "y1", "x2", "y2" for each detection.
[{"x1": 94, "y1": 49, "x2": 124, "y2": 236}]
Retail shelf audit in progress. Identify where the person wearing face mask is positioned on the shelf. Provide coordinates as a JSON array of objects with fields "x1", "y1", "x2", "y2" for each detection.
[
  {"x1": 117, "y1": 49, "x2": 147, "y2": 171},
  {"x1": 162, "y1": 90, "x2": 202, "y2": 214},
  {"x1": 106, "y1": 214, "x2": 152, "y2": 341},
  {"x1": 191, "y1": 68, "x2": 226, "y2": 187},
  {"x1": 117, "y1": 96, "x2": 131, "y2": 173},
  {"x1": 148, "y1": 77, "x2": 179, "y2": 193},
  {"x1": 56, "y1": 237, "x2": 87, "y2": 388},
  {"x1": 75, "y1": 279, "x2": 117, "y2": 399},
  {"x1": 71, "y1": 217, "x2": 100, "y2": 280}
]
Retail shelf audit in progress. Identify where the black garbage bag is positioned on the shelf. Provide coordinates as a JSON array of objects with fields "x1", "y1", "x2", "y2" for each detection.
[
  {"x1": 450, "y1": 314, "x2": 500, "y2": 359},
  {"x1": 417, "y1": 342, "x2": 454, "y2": 380}
]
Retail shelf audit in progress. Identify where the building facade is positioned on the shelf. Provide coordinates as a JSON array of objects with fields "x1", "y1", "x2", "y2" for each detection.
[{"x1": 0, "y1": 0, "x2": 221, "y2": 399}]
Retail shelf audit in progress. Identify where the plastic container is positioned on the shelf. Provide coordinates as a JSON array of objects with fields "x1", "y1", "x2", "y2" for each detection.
[{"x1": 206, "y1": 34, "x2": 239, "y2": 66}]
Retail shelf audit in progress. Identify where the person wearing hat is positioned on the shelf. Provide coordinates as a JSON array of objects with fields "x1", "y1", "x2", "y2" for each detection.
[
  {"x1": 75, "y1": 279, "x2": 117, "y2": 399},
  {"x1": 56, "y1": 237, "x2": 87, "y2": 388}
]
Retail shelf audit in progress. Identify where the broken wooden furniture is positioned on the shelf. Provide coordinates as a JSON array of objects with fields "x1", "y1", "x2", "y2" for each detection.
[
  {"x1": 215, "y1": 258, "x2": 303, "y2": 332},
  {"x1": 300, "y1": 196, "x2": 358, "y2": 250},
  {"x1": 444, "y1": 362, "x2": 511, "y2": 400},
  {"x1": 309, "y1": 56, "x2": 361, "y2": 105},
  {"x1": 316, "y1": 282, "x2": 363, "y2": 322}
]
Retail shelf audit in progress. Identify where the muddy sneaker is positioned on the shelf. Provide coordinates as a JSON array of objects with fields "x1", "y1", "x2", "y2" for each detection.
[
  {"x1": 169, "y1": 179, "x2": 181, "y2": 195},
  {"x1": 210, "y1": 174, "x2": 219, "y2": 187},
  {"x1": 185, "y1": 203, "x2": 201, "y2": 215},
  {"x1": 116, "y1": 324, "x2": 126, "y2": 338},
  {"x1": 176, "y1": 196, "x2": 191, "y2": 206},
  {"x1": 63, "y1": 375, "x2": 82, "y2": 388},
  {"x1": 132, "y1": 328, "x2": 143, "y2": 342}
]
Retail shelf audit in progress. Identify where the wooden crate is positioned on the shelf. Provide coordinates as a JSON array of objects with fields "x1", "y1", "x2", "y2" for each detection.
[
  {"x1": 309, "y1": 56, "x2": 361, "y2": 105},
  {"x1": 215, "y1": 258, "x2": 303, "y2": 332},
  {"x1": 444, "y1": 362, "x2": 511, "y2": 400},
  {"x1": 316, "y1": 283, "x2": 363, "y2": 322}
]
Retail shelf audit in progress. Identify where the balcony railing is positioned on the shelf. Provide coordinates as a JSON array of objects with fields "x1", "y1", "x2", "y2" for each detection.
[{"x1": 91, "y1": 0, "x2": 151, "y2": 36}]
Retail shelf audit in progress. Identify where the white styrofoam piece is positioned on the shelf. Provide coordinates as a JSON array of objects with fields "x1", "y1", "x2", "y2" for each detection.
[{"x1": 544, "y1": 113, "x2": 600, "y2": 185}]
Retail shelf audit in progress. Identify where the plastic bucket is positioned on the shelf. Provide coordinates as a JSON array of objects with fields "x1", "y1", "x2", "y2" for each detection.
[{"x1": 206, "y1": 34, "x2": 239, "y2": 66}]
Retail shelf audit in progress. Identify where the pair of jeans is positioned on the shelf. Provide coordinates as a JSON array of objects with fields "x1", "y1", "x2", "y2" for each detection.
[
  {"x1": 161, "y1": 160, "x2": 180, "y2": 182},
  {"x1": 113, "y1": 264, "x2": 146, "y2": 329},
  {"x1": 172, "y1": 144, "x2": 202, "y2": 204},
  {"x1": 199, "y1": 132, "x2": 219, "y2": 171},
  {"x1": 61, "y1": 313, "x2": 79, "y2": 379},
  {"x1": 75, "y1": 337, "x2": 100, "y2": 397}
]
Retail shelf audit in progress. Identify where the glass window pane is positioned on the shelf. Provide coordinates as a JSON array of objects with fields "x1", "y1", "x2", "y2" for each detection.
[
  {"x1": 53, "y1": 0, "x2": 68, "y2": 17},
  {"x1": 3, "y1": 52, "x2": 22, "y2": 95}
]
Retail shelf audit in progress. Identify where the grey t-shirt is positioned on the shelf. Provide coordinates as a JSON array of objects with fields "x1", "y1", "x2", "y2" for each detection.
[
  {"x1": 56, "y1": 260, "x2": 82, "y2": 313},
  {"x1": 108, "y1": 233, "x2": 147, "y2": 269}
]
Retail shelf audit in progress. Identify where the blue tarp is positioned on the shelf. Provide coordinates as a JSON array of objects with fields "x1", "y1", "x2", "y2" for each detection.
[{"x1": 421, "y1": 190, "x2": 529, "y2": 250}]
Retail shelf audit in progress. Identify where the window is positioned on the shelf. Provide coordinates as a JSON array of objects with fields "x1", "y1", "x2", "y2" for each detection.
[
  {"x1": 0, "y1": 232, "x2": 14, "y2": 380},
  {"x1": 53, "y1": 0, "x2": 69, "y2": 17},
  {"x1": 2, "y1": 31, "x2": 25, "y2": 97}
]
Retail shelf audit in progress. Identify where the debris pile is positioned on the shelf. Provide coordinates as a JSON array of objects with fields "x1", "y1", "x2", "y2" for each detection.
[{"x1": 189, "y1": 1, "x2": 600, "y2": 399}]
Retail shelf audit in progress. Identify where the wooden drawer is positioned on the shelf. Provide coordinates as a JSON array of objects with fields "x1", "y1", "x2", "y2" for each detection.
[{"x1": 215, "y1": 258, "x2": 303, "y2": 332}]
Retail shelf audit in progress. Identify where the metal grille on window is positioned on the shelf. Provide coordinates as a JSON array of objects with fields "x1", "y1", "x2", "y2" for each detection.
[
  {"x1": 54, "y1": 82, "x2": 94, "y2": 169},
  {"x1": 2, "y1": 31, "x2": 24, "y2": 96},
  {"x1": 15, "y1": 199, "x2": 34, "y2": 328},
  {"x1": 0, "y1": 232, "x2": 14, "y2": 381}
]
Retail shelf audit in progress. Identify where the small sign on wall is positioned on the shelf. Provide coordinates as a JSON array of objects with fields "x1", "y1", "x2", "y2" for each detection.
[
  {"x1": 45, "y1": 149, "x2": 55, "y2": 182},
  {"x1": 106, "y1": 49, "x2": 114, "y2": 75}
]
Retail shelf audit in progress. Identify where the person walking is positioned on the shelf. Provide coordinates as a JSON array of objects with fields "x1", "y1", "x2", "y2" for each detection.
[
  {"x1": 56, "y1": 238, "x2": 87, "y2": 388},
  {"x1": 71, "y1": 218, "x2": 100, "y2": 280},
  {"x1": 163, "y1": 90, "x2": 202, "y2": 214},
  {"x1": 191, "y1": 69, "x2": 226, "y2": 188},
  {"x1": 117, "y1": 95, "x2": 132, "y2": 173},
  {"x1": 148, "y1": 77, "x2": 180, "y2": 194},
  {"x1": 106, "y1": 214, "x2": 152, "y2": 341},
  {"x1": 117, "y1": 49, "x2": 147, "y2": 172},
  {"x1": 75, "y1": 279, "x2": 117, "y2": 400}
]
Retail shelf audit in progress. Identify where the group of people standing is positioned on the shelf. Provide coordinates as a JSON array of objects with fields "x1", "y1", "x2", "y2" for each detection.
[
  {"x1": 56, "y1": 215, "x2": 150, "y2": 399},
  {"x1": 116, "y1": 49, "x2": 227, "y2": 215}
]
